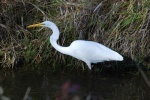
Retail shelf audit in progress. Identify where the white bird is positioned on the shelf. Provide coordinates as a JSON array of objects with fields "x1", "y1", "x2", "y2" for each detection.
[{"x1": 28, "y1": 21, "x2": 123, "y2": 70}]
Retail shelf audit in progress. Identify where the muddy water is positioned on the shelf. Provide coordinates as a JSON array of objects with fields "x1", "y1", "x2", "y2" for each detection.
[{"x1": 0, "y1": 68, "x2": 150, "y2": 100}]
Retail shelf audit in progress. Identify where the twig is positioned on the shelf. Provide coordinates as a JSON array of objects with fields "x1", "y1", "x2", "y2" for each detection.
[
  {"x1": 137, "y1": 64, "x2": 150, "y2": 88},
  {"x1": 23, "y1": 87, "x2": 31, "y2": 100}
]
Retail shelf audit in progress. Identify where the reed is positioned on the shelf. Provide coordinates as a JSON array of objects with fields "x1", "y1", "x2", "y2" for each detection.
[{"x1": 0, "y1": 0, "x2": 149, "y2": 69}]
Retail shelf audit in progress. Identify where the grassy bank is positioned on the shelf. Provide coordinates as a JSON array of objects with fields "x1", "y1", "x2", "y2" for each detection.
[{"x1": 0, "y1": 0, "x2": 149, "y2": 70}]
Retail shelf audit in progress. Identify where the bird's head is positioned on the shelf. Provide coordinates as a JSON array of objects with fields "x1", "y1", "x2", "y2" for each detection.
[
  {"x1": 27, "y1": 21, "x2": 54, "y2": 28},
  {"x1": 27, "y1": 20, "x2": 60, "y2": 39}
]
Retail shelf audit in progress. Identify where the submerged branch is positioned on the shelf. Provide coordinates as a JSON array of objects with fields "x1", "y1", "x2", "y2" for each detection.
[
  {"x1": 23, "y1": 87, "x2": 31, "y2": 100},
  {"x1": 137, "y1": 64, "x2": 150, "y2": 88}
]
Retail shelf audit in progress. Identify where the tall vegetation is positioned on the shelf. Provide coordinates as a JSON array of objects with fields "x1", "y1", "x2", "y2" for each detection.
[{"x1": 0, "y1": 0, "x2": 149, "y2": 69}]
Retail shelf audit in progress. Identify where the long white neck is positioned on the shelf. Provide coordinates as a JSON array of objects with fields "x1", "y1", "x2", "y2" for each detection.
[{"x1": 49, "y1": 22, "x2": 71, "y2": 55}]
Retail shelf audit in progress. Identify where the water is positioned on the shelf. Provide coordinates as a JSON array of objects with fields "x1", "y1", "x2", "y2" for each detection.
[{"x1": 0, "y1": 67, "x2": 150, "y2": 100}]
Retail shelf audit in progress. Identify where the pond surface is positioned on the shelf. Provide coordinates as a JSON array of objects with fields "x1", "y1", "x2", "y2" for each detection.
[{"x1": 0, "y1": 67, "x2": 150, "y2": 100}]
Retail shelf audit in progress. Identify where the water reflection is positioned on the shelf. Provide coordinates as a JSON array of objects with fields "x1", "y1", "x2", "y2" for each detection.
[
  {"x1": 0, "y1": 68, "x2": 150, "y2": 100},
  {"x1": 55, "y1": 80, "x2": 80, "y2": 100}
]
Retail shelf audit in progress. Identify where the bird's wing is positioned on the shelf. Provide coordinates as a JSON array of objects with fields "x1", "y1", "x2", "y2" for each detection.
[{"x1": 69, "y1": 40, "x2": 122, "y2": 63}]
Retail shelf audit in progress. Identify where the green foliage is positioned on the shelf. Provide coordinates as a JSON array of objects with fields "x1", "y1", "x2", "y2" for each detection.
[{"x1": 0, "y1": 0, "x2": 149, "y2": 70}]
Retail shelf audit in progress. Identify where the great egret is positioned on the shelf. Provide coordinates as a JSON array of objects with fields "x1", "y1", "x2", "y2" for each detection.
[{"x1": 28, "y1": 21, "x2": 123, "y2": 69}]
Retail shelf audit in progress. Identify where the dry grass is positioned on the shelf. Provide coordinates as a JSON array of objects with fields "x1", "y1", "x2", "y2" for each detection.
[{"x1": 0, "y1": 0, "x2": 149, "y2": 69}]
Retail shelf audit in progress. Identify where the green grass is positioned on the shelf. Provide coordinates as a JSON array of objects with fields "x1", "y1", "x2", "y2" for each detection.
[{"x1": 0, "y1": 0, "x2": 149, "y2": 69}]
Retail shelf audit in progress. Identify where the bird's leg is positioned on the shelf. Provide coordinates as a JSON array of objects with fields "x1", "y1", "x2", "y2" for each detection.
[{"x1": 90, "y1": 65, "x2": 95, "y2": 92}]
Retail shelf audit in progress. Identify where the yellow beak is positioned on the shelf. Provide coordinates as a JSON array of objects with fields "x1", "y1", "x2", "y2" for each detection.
[{"x1": 27, "y1": 23, "x2": 43, "y2": 28}]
